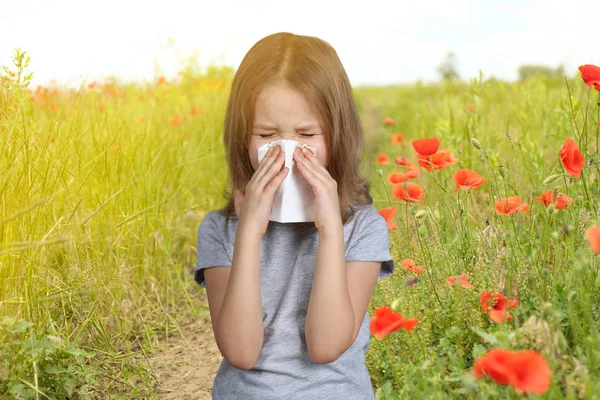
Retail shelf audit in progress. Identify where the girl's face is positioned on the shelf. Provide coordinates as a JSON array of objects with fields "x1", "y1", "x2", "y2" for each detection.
[{"x1": 249, "y1": 82, "x2": 328, "y2": 172}]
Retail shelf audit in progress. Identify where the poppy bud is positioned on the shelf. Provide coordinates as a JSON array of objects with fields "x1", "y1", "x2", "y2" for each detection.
[
  {"x1": 479, "y1": 153, "x2": 486, "y2": 162},
  {"x1": 541, "y1": 302, "x2": 553, "y2": 320},
  {"x1": 415, "y1": 209, "x2": 428, "y2": 219},
  {"x1": 542, "y1": 267, "x2": 550, "y2": 276},
  {"x1": 550, "y1": 230, "x2": 560, "y2": 240},
  {"x1": 377, "y1": 169, "x2": 383, "y2": 177},
  {"x1": 418, "y1": 224, "x2": 428, "y2": 236},
  {"x1": 391, "y1": 298, "x2": 401, "y2": 311},
  {"x1": 457, "y1": 148, "x2": 462, "y2": 156},
  {"x1": 498, "y1": 165, "x2": 506, "y2": 178},
  {"x1": 552, "y1": 188, "x2": 559, "y2": 198},
  {"x1": 546, "y1": 203, "x2": 556, "y2": 216},
  {"x1": 543, "y1": 174, "x2": 561, "y2": 184},
  {"x1": 470, "y1": 138, "x2": 482, "y2": 150},
  {"x1": 402, "y1": 181, "x2": 409, "y2": 190},
  {"x1": 557, "y1": 332, "x2": 568, "y2": 353}
]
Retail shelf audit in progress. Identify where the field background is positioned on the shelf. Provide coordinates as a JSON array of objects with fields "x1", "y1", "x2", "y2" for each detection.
[{"x1": 1, "y1": 53, "x2": 599, "y2": 399}]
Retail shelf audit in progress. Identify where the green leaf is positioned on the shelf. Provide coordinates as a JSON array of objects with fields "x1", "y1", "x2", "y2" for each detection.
[{"x1": 470, "y1": 326, "x2": 498, "y2": 345}]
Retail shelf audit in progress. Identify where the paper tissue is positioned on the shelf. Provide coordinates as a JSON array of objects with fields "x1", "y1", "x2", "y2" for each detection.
[{"x1": 257, "y1": 139, "x2": 317, "y2": 223}]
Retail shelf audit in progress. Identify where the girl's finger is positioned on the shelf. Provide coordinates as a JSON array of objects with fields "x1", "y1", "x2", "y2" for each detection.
[
  {"x1": 254, "y1": 146, "x2": 282, "y2": 187},
  {"x1": 295, "y1": 150, "x2": 328, "y2": 185},
  {"x1": 265, "y1": 166, "x2": 289, "y2": 194},
  {"x1": 256, "y1": 148, "x2": 286, "y2": 189},
  {"x1": 299, "y1": 148, "x2": 331, "y2": 181}
]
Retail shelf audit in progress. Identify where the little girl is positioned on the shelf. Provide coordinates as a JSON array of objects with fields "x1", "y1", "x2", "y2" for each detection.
[{"x1": 194, "y1": 32, "x2": 395, "y2": 399}]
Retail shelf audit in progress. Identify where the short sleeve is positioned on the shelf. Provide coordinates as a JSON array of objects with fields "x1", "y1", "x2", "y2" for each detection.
[
  {"x1": 345, "y1": 205, "x2": 395, "y2": 281},
  {"x1": 194, "y1": 211, "x2": 232, "y2": 288}
]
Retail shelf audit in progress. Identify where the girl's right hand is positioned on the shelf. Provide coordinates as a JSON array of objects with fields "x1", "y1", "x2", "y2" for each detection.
[{"x1": 234, "y1": 144, "x2": 289, "y2": 236}]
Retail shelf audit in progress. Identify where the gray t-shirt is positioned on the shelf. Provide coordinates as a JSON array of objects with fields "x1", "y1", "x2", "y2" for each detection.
[{"x1": 194, "y1": 203, "x2": 395, "y2": 399}]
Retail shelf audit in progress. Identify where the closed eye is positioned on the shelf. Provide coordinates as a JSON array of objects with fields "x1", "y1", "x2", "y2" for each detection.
[{"x1": 260, "y1": 134, "x2": 315, "y2": 138}]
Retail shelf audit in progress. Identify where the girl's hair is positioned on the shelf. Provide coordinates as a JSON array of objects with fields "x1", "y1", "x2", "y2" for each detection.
[{"x1": 218, "y1": 31, "x2": 373, "y2": 225}]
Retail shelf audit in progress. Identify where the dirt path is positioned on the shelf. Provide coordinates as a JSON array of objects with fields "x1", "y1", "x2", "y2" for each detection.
[{"x1": 148, "y1": 296, "x2": 221, "y2": 399}]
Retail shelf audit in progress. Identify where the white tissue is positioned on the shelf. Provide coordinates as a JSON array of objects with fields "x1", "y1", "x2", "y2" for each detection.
[{"x1": 257, "y1": 139, "x2": 317, "y2": 223}]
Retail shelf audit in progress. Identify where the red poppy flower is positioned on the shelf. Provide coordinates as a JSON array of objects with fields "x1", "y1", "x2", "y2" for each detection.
[
  {"x1": 392, "y1": 182, "x2": 424, "y2": 205},
  {"x1": 446, "y1": 275, "x2": 472, "y2": 288},
  {"x1": 453, "y1": 169, "x2": 485, "y2": 192},
  {"x1": 171, "y1": 115, "x2": 184, "y2": 126},
  {"x1": 467, "y1": 104, "x2": 475, "y2": 112},
  {"x1": 474, "y1": 348, "x2": 551, "y2": 395},
  {"x1": 395, "y1": 156, "x2": 407, "y2": 166},
  {"x1": 578, "y1": 64, "x2": 600, "y2": 92},
  {"x1": 494, "y1": 197, "x2": 530, "y2": 215},
  {"x1": 384, "y1": 117, "x2": 395, "y2": 125},
  {"x1": 387, "y1": 172, "x2": 410, "y2": 184},
  {"x1": 370, "y1": 305, "x2": 418, "y2": 340},
  {"x1": 536, "y1": 190, "x2": 573, "y2": 209},
  {"x1": 391, "y1": 133, "x2": 405, "y2": 144},
  {"x1": 401, "y1": 258, "x2": 424, "y2": 274},
  {"x1": 417, "y1": 149, "x2": 459, "y2": 171},
  {"x1": 378, "y1": 206, "x2": 398, "y2": 231},
  {"x1": 412, "y1": 137, "x2": 440, "y2": 156},
  {"x1": 560, "y1": 137, "x2": 584, "y2": 178},
  {"x1": 377, "y1": 153, "x2": 390, "y2": 164},
  {"x1": 480, "y1": 292, "x2": 519, "y2": 323},
  {"x1": 586, "y1": 225, "x2": 600, "y2": 253},
  {"x1": 405, "y1": 162, "x2": 420, "y2": 178}
]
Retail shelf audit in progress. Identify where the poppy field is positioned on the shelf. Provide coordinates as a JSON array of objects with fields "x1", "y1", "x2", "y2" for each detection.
[
  {"x1": 367, "y1": 65, "x2": 600, "y2": 399},
  {"x1": 1, "y1": 48, "x2": 600, "y2": 399}
]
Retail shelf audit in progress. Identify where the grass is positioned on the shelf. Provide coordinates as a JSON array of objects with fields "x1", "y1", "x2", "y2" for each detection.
[{"x1": 1, "y1": 49, "x2": 599, "y2": 399}]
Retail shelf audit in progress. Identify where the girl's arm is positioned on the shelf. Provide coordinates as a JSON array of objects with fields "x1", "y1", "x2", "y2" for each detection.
[
  {"x1": 214, "y1": 223, "x2": 264, "y2": 370},
  {"x1": 304, "y1": 223, "x2": 355, "y2": 363}
]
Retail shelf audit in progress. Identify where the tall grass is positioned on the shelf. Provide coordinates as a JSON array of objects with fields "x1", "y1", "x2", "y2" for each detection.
[{"x1": 1, "y1": 49, "x2": 599, "y2": 398}]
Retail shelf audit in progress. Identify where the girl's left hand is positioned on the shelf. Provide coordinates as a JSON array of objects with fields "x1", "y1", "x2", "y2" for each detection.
[{"x1": 293, "y1": 146, "x2": 342, "y2": 232}]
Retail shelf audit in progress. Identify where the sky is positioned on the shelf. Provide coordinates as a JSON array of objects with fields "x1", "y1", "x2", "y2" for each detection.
[{"x1": 1, "y1": 0, "x2": 598, "y2": 89}]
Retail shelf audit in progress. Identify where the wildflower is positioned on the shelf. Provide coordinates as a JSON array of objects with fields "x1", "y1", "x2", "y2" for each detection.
[
  {"x1": 586, "y1": 225, "x2": 600, "y2": 253},
  {"x1": 378, "y1": 207, "x2": 398, "y2": 231},
  {"x1": 536, "y1": 190, "x2": 573, "y2": 209},
  {"x1": 474, "y1": 348, "x2": 551, "y2": 395},
  {"x1": 395, "y1": 156, "x2": 407, "y2": 165},
  {"x1": 578, "y1": 64, "x2": 600, "y2": 92},
  {"x1": 480, "y1": 291, "x2": 519, "y2": 323},
  {"x1": 417, "y1": 149, "x2": 459, "y2": 171},
  {"x1": 453, "y1": 169, "x2": 485, "y2": 192},
  {"x1": 412, "y1": 137, "x2": 440, "y2": 156},
  {"x1": 384, "y1": 117, "x2": 395, "y2": 125},
  {"x1": 446, "y1": 275, "x2": 473, "y2": 288},
  {"x1": 560, "y1": 137, "x2": 584, "y2": 178},
  {"x1": 401, "y1": 258, "x2": 424, "y2": 274},
  {"x1": 370, "y1": 305, "x2": 418, "y2": 339},
  {"x1": 376, "y1": 153, "x2": 390, "y2": 164},
  {"x1": 171, "y1": 115, "x2": 184, "y2": 126},
  {"x1": 391, "y1": 133, "x2": 405, "y2": 144},
  {"x1": 387, "y1": 172, "x2": 410, "y2": 184},
  {"x1": 494, "y1": 197, "x2": 529, "y2": 215},
  {"x1": 392, "y1": 182, "x2": 424, "y2": 205}
]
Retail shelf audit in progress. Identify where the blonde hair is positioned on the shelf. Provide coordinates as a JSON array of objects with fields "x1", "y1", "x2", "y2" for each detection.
[{"x1": 218, "y1": 32, "x2": 373, "y2": 225}]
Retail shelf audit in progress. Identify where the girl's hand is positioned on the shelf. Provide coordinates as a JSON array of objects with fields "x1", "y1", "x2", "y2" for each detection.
[
  {"x1": 293, "y1": 146, "x2": 342, "y2": 232},
  {"x1": 235, "y1": 144, "x2": 289, "y2": 237}
]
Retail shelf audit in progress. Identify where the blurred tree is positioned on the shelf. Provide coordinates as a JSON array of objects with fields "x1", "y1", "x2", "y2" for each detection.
[
  {"x1": 517, "y1": 64, "x2": 565, "y2": 81},
  {"x1": 437, "y1": 52, "x2": 460, "y2": 82}
]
